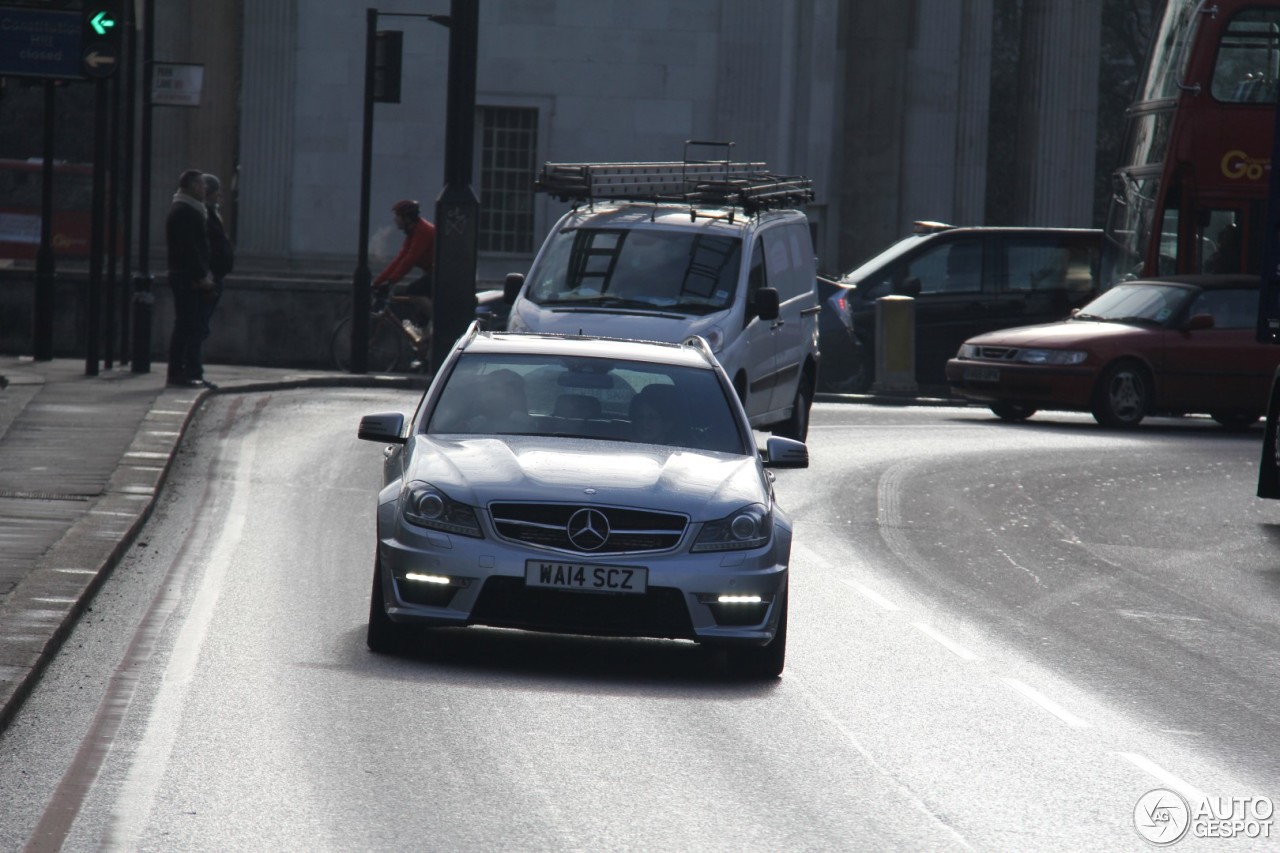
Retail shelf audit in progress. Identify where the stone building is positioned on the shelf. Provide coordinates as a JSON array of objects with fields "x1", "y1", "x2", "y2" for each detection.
[{"x1": 147, "y1": 0, "x2": 1102, "y2": 283}]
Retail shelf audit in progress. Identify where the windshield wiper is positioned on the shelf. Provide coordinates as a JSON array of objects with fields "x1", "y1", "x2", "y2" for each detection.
[{"x1": 1108, "y1": 315, "x2": 1164, "y2": 327}]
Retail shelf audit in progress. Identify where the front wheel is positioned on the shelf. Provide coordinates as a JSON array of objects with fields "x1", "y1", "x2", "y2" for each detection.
[
  {"x1": 725, "y1": 586, "x2": 787, "y2": 680},
  {"x1": 990, "y1": 402, "x2": 1036, "y2": 422},
  {"x1": 1091, "y1": 361, "x2": 1150, "y2": 428},
  {"x1": 1211, "y1": 412, "x2": 1260, "y2": 431},
  {"x1": 773, "y1": 375, "x2": 812, "y2": 441},
  {"x1": 367, "y1": 553, "x2": 409, "y2": 654},
  {"x1": 332, "y1": 314, "x2": 404, "y2": 373}
]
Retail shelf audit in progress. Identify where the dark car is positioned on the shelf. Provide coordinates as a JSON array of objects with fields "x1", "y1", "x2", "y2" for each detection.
[
  {"x1": 816, "y1": 276, "x2": 866, "y2": 392},
  {"x1": 945, "y1": 275, "x2": 1277, "y2": 428},
  {"x1": 837, "y1": 222, "x2": 1103, "y2": 391}
]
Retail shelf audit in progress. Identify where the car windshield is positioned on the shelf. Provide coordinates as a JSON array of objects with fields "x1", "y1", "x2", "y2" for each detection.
[
  {"x1": 525, "y1": 227, "x2": 743, "y2": 315},
  {"x1": 425, "y1": 352, "x2": 748, "y2": 454},
  {"x1": 1072, "y1": 282, "x2": 1194, "y2": 327}
]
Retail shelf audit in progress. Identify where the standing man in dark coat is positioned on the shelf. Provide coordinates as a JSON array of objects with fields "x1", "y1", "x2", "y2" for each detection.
[
  {"x1": 202, "y1": 173, "x2": 234, "y2": 354},
  {"x1": 165, "y1": 169, "x2": 216, "y2": 388}
]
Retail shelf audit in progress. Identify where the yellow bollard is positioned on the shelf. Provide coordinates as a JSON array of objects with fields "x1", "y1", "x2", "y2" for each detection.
[{"x1": 872, "y1": 295, "x2": 920, "y2": 396}]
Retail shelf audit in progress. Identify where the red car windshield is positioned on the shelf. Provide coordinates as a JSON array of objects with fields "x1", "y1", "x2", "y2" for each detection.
[{"x1": 1074, "y1": 283, "x2": 1193, "y2": 326}]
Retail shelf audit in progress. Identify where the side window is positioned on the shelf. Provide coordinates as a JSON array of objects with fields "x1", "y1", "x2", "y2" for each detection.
[
  {"x1": 745, "y1": 237, "x2": 767, "y2": 323},
  {"x1": 1186, "y1": 288, "x2": 1256, "y2": 328},
  {"x1": 905, "y1": 240, "x2": 982, "y2": 294},
  {"x1": 1001, "y1": 237, "x2": 1096, "y2": 293},
  {"x1": 1197, "y1": 209, "x2": 1244, "y2": 274},
  {"x1": 762, "y1": 227, "x2": 796, "y2": 300}
]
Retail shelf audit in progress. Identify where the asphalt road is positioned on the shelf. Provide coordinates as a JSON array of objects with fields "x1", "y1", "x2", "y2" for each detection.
[{"x1": 2, "y1": 391, "x2": 1278, "y2": 851}]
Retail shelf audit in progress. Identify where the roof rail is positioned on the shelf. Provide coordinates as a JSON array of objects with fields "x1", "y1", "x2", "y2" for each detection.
[{"x1": 535, "y1": 145, "x2": 813, "y2": 214}]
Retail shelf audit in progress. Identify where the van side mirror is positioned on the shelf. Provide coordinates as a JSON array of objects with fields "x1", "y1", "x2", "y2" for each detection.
[
  {"x1": 503, "y1": 272, "x2": 524, "y2": 304},
  {"x1": 899, "y1": 276, "x2": 922, "y2": 297},
  {"x1": 754, "y1": 287, "x2": 780, "y2": 321}
]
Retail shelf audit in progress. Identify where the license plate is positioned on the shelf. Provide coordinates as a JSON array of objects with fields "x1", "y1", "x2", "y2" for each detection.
[
  {"x1": 525, "y1": 561, "x2": 648, "y2": 594},
  {"x1": 964, "y1": 366, "x2": 1000, "y2": 382}
]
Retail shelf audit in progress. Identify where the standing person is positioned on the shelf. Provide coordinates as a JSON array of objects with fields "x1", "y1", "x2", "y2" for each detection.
[
  {"x1": 165, "y1": 168, "x2": 217, "y2": 389},
  {"x1": 373, "y1": 199, "x2": 435, "y2": 335},
  {"x1": 202, "y1": 173, "x2": 234, "y2": 354}
]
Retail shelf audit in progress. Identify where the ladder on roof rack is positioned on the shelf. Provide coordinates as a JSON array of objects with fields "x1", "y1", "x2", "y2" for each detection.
[{"x1": 534, "y1": 141, "x2": 814, "y2": 213}]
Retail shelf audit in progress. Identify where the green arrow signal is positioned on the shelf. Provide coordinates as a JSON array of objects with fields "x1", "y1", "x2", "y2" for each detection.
[{"x1": 90, "y1": 11, "x2": 116, "y2": 36}]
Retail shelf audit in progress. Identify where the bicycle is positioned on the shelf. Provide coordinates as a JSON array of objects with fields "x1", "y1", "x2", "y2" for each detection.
[{"x1": 331, "y1": 293, "x2": 433, "y2": 373}]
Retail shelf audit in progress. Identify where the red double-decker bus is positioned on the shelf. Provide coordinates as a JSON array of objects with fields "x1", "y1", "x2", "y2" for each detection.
[
  {"x1": 1103, "y1": 0, "x2": 1280, "y2": 287},
  {"x1": 0, "y1": 158, "x2": 94, "y2": 261}
]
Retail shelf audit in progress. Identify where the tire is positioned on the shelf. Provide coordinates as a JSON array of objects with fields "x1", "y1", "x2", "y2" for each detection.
[
  {"x1": 773, "y1": 374, "x2": 812, "y2": 441},
  {"x1": 725, "y1": 584, "x2": 787, "y2": 680},
  {"x1": 990, "y1": 402, "x2": 1036, "y2": 422},
  {"x1": 332, "y1": 314, "x2": 404, "y2": 373},
  {"x1": 1211, "y1": 412, "x2": 1260, "y2": 431},
  {"x1": 367, "y1": 554, "x2": 408, "y2": 654},
  {"x1": 1091, "y1": 361, "x2": 1150, "y2": 427}
]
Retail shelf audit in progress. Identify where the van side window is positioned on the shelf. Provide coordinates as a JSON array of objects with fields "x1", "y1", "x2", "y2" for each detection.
[
  {"x1": 761, "y1": 224, "x2": 811, "y2": 301},
  {"x1": 1001, "y1": 237, "x2": 1099, "y2": 293},
  {"x1": 905, "y1": 241, "x2": 983, "y2": 294},
  {"x1": 747, "y1": 237, "x2": 768, "y2": 304}
]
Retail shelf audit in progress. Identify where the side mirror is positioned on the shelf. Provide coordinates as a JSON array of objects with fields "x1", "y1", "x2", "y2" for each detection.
[
  {"x1": 503, "y1": 272, "x2": 524, "y2": 304},
  {"x1": 754, "y1": 286, "x2": 780, "y2": 321},
  {"x1": 762, "y1": 436, "x2": 808, "y2": 469},
  {"x1": 899, "y1": 276, "x2": 922, "y2": 298},
  {"x1": 358, "y1": 412, "x2": 407, "y2": 444},
  {"x1": 1186, "y1": 313, "x2": 1215, "y2": 331}
]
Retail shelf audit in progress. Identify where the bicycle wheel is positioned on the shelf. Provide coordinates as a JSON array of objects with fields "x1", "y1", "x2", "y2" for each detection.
[{"x1": 331, "y1": 314, "x2": 404, "y2": 373}]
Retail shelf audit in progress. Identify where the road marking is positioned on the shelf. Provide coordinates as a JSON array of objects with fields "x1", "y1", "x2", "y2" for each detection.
[
  {"x1": 912, "y1": 622, "x2": 978, "y2": 660},
  {"x1": 1118, "y1": 752, "x2": 1209, "y2": 808},
  {"x1": 789, "y1": 674, "x2": 975, "y2": 850},
  {"x1": 838, "y1": 578, "x2": 900, "y2": 611},
  {"x1": 106, "y1": 398, "x2": 263, "y2": 849},
  {"x1": 1002, "y1": 678, "x2": 1089, "y2": 728}
]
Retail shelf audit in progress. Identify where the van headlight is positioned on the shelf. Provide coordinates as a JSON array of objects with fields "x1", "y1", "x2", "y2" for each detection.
[
  {"x1": 702, "y1": 325, "x2": 725, "y2": 353},
  {"x1": 692, "y1": 504, "x2": 772, "y2": 552},
  {"x1": 1015, "y1": 348, "x2": 1087, "y2": 365},
  {"x1": 402, "y1": 481, "x2": 482, "y2": 537}
]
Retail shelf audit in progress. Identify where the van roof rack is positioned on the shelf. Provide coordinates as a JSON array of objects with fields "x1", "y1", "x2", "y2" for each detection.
[{"x1": 535, "y1": 141, "x2": 813, "y2": 215}]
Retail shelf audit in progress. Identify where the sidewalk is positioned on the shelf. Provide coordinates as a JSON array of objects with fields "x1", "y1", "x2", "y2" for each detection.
[
  {"x1": 0, "y1": 356, "x2": 422, "y2": 733},
  {"x1": 0, "y1": 356, "x2": 958, "y2": 734}
]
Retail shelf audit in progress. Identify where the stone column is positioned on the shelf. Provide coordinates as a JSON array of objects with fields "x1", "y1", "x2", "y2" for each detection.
[
  {"x1": 237, "y1": 0, "x2": 297, "y2": 259},
  {"x1": 1013, "y1": 0, "x2": 1102, "y2": 226}
]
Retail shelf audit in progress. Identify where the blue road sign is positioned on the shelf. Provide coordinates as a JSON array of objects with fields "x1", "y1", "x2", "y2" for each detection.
[{"x1": 0, "y1": 7, "x2": 83, "y2": 79}]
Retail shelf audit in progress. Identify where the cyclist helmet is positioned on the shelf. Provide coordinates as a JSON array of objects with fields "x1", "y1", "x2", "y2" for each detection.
[{"x1": 392, "y1": 199, "x2": 420, "y2": 218}]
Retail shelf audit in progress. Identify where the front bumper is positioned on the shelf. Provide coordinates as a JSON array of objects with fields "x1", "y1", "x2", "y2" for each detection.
[
  {"x1": 375, "y1": 508, "x2": 790, "y2": 647},
  {"x1": 944, "y1": 358, "x2": 1096, "y2": 407}
]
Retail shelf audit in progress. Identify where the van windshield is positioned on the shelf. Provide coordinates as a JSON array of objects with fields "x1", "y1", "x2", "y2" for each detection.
[{"x1": 526, "y1": 227, "x2": 742, "y2": 315}]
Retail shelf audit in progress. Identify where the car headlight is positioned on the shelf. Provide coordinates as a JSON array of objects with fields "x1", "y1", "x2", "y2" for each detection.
[
  {"x1": 958, "y1": 343, "x2": 979, "y2": 358},
  {"x1": 702, "y1": 325, "x2": 725, "y2": 353},
  {"x1": 692, "y1": 503, "x2": 773, "y2": 552},
  {"x1": 402, "y1": 481, "x2": 483, "y2": 538},
  {"x1": 1015, "y1": 348, "x2": 1087, "y2": 365}
]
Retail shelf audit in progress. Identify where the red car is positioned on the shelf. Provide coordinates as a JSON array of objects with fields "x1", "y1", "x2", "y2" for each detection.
[{"x1": 945, "y1": 275, "x2": 1278, "y2": 428}]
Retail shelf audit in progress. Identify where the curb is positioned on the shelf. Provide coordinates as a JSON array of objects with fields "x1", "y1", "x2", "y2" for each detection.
[{"x1": 0, "y1": 373, "x2": 424, "y2": 734}]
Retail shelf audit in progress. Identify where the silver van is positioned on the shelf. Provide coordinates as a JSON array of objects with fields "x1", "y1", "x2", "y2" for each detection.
[{"x1": 503, "y1": 158, "x2": 820, "y2": 440}]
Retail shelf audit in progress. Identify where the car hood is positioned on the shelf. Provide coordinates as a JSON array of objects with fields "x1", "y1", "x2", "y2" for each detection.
[
  {"x1": 402, "y1": 435, "x2": 767, "y2": 519},
  {"x1": 966, "y1": 319, "x2": 1147, "y2": 347},
  {"x1": 511, "y1": 303, "x2": 729, "y2": 344}
]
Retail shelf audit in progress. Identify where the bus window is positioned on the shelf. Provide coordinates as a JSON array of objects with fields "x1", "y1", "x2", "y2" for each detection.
[
  {"x1": 1199, "y1": 209, "x2": 1243, "y2": 273},
  {"x1": 1211, "y1": 8, "x2": 1280, "y2": 104}
]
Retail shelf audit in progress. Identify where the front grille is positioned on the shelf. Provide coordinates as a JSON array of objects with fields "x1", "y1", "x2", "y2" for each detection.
[
  {"x1": 489, "y1": 502, "x2": 687, "y2": 555},
  {"x1": 469, "y1": 576, "x2": 695, "y2": 639},
  {"x1": 973, "y1": 346, "x2": 1020, "y2": 361}
]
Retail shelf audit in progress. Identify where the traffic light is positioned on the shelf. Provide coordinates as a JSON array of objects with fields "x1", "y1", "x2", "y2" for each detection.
[
  {"x1": 80, "y1": 0, "x2": 122, "y2": 79},
  {"x1": 373, "y1": 30, "x2": 403, "y2": 104}
]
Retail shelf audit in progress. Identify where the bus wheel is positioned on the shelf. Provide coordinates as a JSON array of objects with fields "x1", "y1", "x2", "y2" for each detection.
[{"x1": 1092, "y1": 361, "x2": 1149, "y2": 428}]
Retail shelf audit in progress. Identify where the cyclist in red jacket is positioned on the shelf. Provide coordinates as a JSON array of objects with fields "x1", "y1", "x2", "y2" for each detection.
[{"x1": 373, "y1": 199, "x2": 435, "y2": 334}]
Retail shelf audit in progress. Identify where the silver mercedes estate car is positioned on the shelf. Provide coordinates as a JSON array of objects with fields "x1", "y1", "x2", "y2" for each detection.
[{"x1": 356, "y1": 326, "x2": 808, "y2": 678}]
